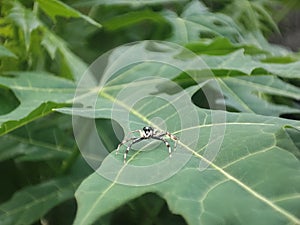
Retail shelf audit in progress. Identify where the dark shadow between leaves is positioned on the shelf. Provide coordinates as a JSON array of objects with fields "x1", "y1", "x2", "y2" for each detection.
[
  {"x1": 97, "y1": 193, "x2": 187, "y2": 225},
  {"x1": 0, "y1": 86, "x2": 20, "y2": 115}
]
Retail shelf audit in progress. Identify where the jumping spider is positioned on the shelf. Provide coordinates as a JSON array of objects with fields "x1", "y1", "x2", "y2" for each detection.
[{"x1": 116, "y1": 126, "x2": 178, "y2": 163}]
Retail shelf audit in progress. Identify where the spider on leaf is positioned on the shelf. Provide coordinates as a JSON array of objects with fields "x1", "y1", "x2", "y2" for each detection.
[{"x1": 116, "y1": 126, "x2": 178, "y2": 163}]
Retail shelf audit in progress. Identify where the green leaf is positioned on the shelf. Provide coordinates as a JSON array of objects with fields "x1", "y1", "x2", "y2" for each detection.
[
  {"x1": 163, "y1": 1, "x2": 243, "y2": 44},
  {"x1": 0, "y1": 45, "x2": 17, "y2": 58},
  {"x1": 73, "y1": 0, "x2": 188, "y2": 7},
  {"x1": 0, "y1": 115, "x2": 73, "y2": 162},
  {"x1": 171, "y1": 73, "x2": 300, "y2": 116},
  {"x1": 262, "y1": 61, "x2": 300, "y2": 78},
  {"x1": 223, "y1": 0, "x2": 279, "y2": 33},
  {"x1": 186, "y1": 41, "x2": 300, "y2": 79},
  {"x1": 185, "y1": 37, "x2": 268, "y2": 56},
  {"x1": 0, "y1": 157, "x2": 92, "y2": 225},
  {"x1": 218, "y1": 76, "x2": 300, "y2": 116},
  {"x1": 37, "y1": 0, "x2": 102, "y2": 28},
  {"x1": 4, "y1": 1, "x2": 89, "y2": 81},
  {"x1": 73, "y1": 108, "x2": 300, "y2": 225},
  {"x1": 201, "y1": 49, "x2": 260, "y2": 75},
  {"x1": 7, "y1": 1, "x2": 40, "y2": 50},
  {"x1": 0, "y1": 134, "x2": 69, "y2": 162},
  {"x1": 0, "y1": 72, "x2": 76, "y2": 136},
  {"x1": 41, "y1": 28, "x2": 88, "y2": 81},
  {"x1": 55, "y1": 41, "x2": 300, "y2": 224},
  {"x1": 0, "y1": 178, "x2": 75, "y2": 225},
  {"x1": 102, "y1": 9, "x2": 167, "y2": 31}
]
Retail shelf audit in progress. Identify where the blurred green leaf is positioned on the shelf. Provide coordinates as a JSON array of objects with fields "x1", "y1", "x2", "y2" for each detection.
[
  {"x1": 37, "y1": 0, "x2": 102, "y2": 28},
  {"x1": 0, "y1": 45, "x2": 17, "y2": 58},
  {"x1": 185, "y1": 39, "x2": 300, "y2": 79},
  {"x1": 0, "y1": 72, "x2": 76, "y2": 136},
  {"x1": 0, "y1": 114, "x2": 74, "y2": 162},
  {"x1": 223, "y1": 0, "x2": 279, "y2": 34},
  {"x1": 163, "y1": 1, "x2": 243, "y2": 44},
  {"x1": 2, "y1": 1, "x2": 89, "y2": 80},
  {"x1": 7, "y1": 1, "x2": 40, "y2": 50},
  {"x1": 185, "y1": 37, "x2": 268, "y2": 56},
  {"x1": 262, "y1": 61, "x2": 300, "y2": 78},
  {"x1": 0, "y1": 157, "x2": 92, "y2": 225},
  {"x1": 41, "y1": 28, "x2": 88, "y2": 80},
  {"x1": 218, "y1": 76, "x2": 300, "y2": 116},
  {"x1": 73, "y1": 0, "x2": 188, "y2": 7},
  {"x1": 102, "y1": 9, "x2": 167, "y2": 31}
]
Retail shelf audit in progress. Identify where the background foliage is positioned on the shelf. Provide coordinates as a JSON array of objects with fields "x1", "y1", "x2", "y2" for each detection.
[{"x1": 0, "y1": 0, "x2": 300, "y2": 225}]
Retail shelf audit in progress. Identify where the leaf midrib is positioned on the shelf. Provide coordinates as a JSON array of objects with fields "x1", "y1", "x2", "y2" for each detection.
[{"x1": 80, "y1": 90, "x2": 300, "y2": 224}]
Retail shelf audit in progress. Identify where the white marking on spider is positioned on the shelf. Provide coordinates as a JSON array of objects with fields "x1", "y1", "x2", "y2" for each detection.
[{"x1": 116, "y1": 126, "x2": 178, "y2": 163}]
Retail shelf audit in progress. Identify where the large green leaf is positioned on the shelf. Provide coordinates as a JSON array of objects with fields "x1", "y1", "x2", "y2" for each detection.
[
  {"x1": 55, "y1": 41, "x2": 300, "y2": 224},
  {"x1": 74, "y1": 118, "x2": 300, "y2": 224},
  {"x1": 58, "y1": 40, "x2": 300, "y2": 118},
  {"x1": 0, "y1": 72, "x2": 76, "y2": 136},
  {"x1": 71, "y1": 87, "x2": 300, "y2": 225}
]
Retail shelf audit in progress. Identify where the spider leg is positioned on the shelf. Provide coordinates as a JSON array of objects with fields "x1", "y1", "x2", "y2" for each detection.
[
  {"x1": 152, "y1": 136, "x2": 172, "y2": 157},
  {"x1": 167, "y1": 132, "x2": 178, "y2": 150},
  {"x1": 124, "y1": 137, "x2": 144, "y2": 163},
  {"x1": 116, "y1": 137, "x2": 137, "y2": 155},
  {"x1": 116, "y1": 129, "x2": 143, "y2": 155},
  {"x1": 157, "y1": 132, "x2": 179, "y2": 151}
]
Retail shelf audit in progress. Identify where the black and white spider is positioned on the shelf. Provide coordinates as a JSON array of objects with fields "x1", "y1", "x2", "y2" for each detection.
[{"x1": 116, "y1": 126, "x2": 178, "y2": 163}]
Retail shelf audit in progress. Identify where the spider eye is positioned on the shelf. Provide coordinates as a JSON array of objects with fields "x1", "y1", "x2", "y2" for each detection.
[{"x1": 143, "y1": 126, "x2": 153, "y2": 133}]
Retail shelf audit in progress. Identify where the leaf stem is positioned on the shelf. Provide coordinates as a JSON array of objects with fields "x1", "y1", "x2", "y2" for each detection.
[{"x1": 59, "y1": 147, "x2": 80, "y2": 175}]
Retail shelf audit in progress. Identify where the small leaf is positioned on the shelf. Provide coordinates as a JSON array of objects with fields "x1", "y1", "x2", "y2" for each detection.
[
  {"x1": 0, "y1": 45, "x2": 17, "y2": 58},
  {"x1": 7, "y1": 1, "x2": 40, "y2": 50},
  {"x1": 37, "y1": 0, "x2": 101, "y2": 28},
  {"x1": 185, "y1": 37, "x2": 268, "y2": 56},
  {"x1": 223, "y1": 0, "x2": 279, "y2": 33},
  {"x1": 163, "y1": 1, "x2": 242, "y2": 44},
  {"x1": 41, "y1": 28, "x2": 88, "y2": 81},
  {"x1": 102, "y1": 9, "x2": 167, "y2": 31}
]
